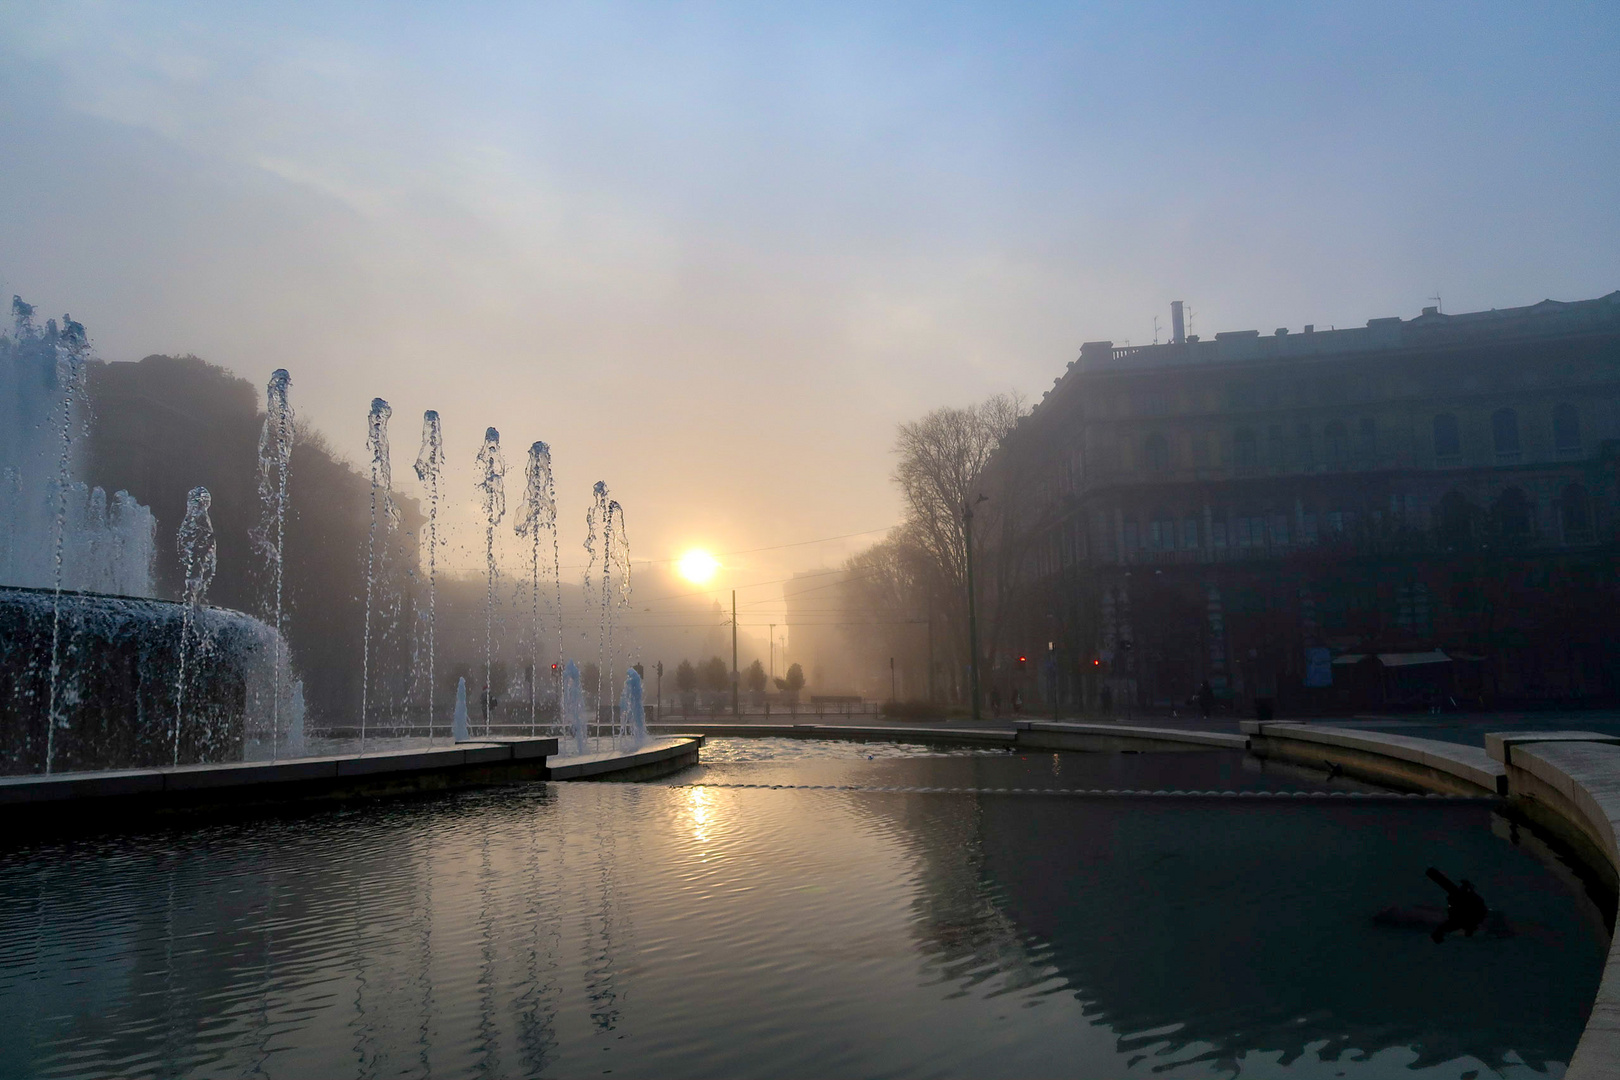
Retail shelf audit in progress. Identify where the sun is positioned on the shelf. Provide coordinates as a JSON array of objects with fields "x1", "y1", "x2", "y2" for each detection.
[{"x1": 677, "y1": 549, "x2": 720, "y2": 584}]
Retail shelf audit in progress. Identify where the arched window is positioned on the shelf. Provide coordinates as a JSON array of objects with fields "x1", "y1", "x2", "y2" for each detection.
[
  {"x1": 1432, "y1": 414, "x2": 1460, "y2": 459},
  {"x1": 1492, "y1": 408, "x2": 1520, "y2": 458},
  {"x1": 1554, "y1": 403, "x2": 1582, "y2": 454},
  {"x1": 1324, "y1": 422, "x2": 1347, "y2": 465},
  {"x1": 1233, "y1": 429, "x2": 1258, "y2": 473},
  {"x1": 1144, "y1": 432, "x2": 1169, "y2": 473},
  {"x1": 1561, "y1": 483, "x2": 1593, "y2": 542},
  {"x1": 1494, "y1": 487, "x2": 1532, "y2": 539}
]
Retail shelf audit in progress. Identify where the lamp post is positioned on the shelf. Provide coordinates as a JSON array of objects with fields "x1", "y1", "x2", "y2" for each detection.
[{"x1": 964, "y1": 494, "x2": 988, "y2": 721}]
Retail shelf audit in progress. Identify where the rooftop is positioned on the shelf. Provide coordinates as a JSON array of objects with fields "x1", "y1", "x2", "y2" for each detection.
[{"x1": 1066, "y1": 290, "x2": 1620, "y2": 380}]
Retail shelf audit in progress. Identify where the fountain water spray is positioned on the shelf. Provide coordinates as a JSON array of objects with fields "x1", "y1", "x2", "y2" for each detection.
[
  {"x1": 172, "y1": 486, "x2": 217, "y2": 766},
  {"x1": 584, "y1": 483, "x2": 610, "y2": 739},
  {"x1": 452, "y1": 676, "x2": 470, "y2": 743},
  {"x1": 607, "y1": 499, "x2": 630, "y2": 740},
  {"x1": 475, "y1": 428, "x2": 506, "y2": 735},
  {"x1": 516, "y1": 442, "x2": 557, "y2": 737},
  {"x1": 619, "y1": 667, "x2": 646, "y2": 747},
  {"x1": 44, "y1": 317, "x2": 88, "y2": 775},
  {"x1": 413, "y1": 411, "x2": 445, "y2": 741},
  {"x1": 561, "y1": 660, "x2": 587, "y2": 755},
  {"x1": 254, "y1": 369, "x2": 294, "y2": 756},
  {"x1": 361, "y1": 399, "x2": 399, "y2": 753}
]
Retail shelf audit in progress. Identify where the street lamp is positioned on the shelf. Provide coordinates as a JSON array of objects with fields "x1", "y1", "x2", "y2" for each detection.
[{"x1": 963, "y1": 494, "x2": 988, "y2": 721}]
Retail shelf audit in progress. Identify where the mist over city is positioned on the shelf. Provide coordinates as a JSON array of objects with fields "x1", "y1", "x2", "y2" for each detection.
[{"x1": 2, "y1": 4, "x2": 1619, "y2": 1078}]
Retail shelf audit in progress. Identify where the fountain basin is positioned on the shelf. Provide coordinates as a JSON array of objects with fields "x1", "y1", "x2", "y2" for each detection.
[{"x1": 0, "y1": 585, "x2": 293, "y2": 774}]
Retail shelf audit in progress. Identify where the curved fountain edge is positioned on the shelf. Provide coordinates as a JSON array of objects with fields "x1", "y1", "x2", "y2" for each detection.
[
  {"x1": 0, "y1": 736, "x2": 706, "y2": 824},
  {"x1": 1484, "y1": 735, "x2": 1620, "y2": 1078},
  {"x1": 1246, "y1": 720, "x2": 1618, "y2": 1077}
]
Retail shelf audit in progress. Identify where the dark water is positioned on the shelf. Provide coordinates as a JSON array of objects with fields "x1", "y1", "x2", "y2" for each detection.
[{"x1": 0, "y1": 740, "x2": 1606, "y2": 1078}]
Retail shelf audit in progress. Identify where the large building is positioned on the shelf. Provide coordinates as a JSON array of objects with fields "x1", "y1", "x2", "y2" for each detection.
[{"x1": 981, "y1": 291, "x2": 1620, "y2": 714}]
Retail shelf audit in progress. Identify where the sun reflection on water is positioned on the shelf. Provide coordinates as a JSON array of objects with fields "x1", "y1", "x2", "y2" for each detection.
[{"x1": 687, "y1": 784, "x2": 712, "y2": 846}]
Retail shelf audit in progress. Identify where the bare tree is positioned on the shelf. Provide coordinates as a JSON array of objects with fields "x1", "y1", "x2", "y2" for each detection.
[
  {"x1": 893, "y1": 393, "x2": 1024, "y2": 591},
  {"x1": 839, "y1": 393, "x2": 1026, "y2": 703}
]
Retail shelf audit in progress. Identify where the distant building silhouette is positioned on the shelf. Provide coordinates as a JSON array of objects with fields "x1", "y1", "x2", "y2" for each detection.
[{"x1": 980, "y1": 292, "x2": 1620, "y2": 713}]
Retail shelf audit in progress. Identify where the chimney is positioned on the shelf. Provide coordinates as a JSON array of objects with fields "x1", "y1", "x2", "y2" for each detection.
[{"x1": 1170, "y1": 300, "x2": 1186, "y2": 344}]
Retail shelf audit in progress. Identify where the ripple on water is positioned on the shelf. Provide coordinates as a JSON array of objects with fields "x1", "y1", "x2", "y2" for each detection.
[{"x1": 0, "y1": 747, "x2": 1605, "y2": 1079}]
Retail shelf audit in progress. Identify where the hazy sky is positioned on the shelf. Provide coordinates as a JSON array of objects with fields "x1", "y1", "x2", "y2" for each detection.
[{"x1": 2, "y1": 1, "x2": 1617, "y2": 623}]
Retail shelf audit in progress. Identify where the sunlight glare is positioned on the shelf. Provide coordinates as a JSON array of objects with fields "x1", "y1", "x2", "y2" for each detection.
[{"x1": 678, "y1": 549, "x2": 720, "y2": 584}]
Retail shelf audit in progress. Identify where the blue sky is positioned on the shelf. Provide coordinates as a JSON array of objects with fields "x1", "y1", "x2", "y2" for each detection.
[{"x1": 2, "y1": 1, "x2": 1617, "y2": 601}]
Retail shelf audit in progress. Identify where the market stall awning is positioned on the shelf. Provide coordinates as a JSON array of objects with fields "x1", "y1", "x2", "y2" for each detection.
[{"x1": 1376, "y1": 651, "x2": 1452, "y2": 668}]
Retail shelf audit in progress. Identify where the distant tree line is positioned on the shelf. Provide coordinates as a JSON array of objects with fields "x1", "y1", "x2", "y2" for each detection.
[{"x1": 670, "y1": 655, "x2": 802, "y2": 710}]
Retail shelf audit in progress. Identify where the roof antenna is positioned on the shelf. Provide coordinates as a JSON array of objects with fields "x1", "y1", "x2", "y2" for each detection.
[
  {"x1": 1429, "y1": 290, "x2": 1442, "y2": 314},
  {"x1": 1152, "y1": 315, "x2": 1161, "y2": 344}
]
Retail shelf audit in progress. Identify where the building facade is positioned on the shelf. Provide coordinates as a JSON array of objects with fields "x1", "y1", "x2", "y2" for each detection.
[{"x1": 982, "y1": 292, "x2": 1620, "y2": 714}]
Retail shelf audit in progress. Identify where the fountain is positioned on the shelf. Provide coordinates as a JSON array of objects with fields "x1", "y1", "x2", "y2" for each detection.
[
  {"x1": 516, "y1": 441, "x2": 558, "y2": 737},
  {"x1": 1, "y1": 300, "x2": 302, "y2": 775},
  {"x1": 583, "y1": 485, "x2": 633, "y2": 744},
  {"x1": 361, "y1": 398, "x2": 400, "y2": 751},
  {"x1": 253, "y1": 368, "x2": 294, "y2": 755},
  {"x1": 475, "y1": 427, "x2": 506, "y2": 736},
  {"x1": 0, "y1": 297, "x2": 157, "y2": 600},
  {"x1": 413, "y1": 410, "x2": 445, "y2": 740},
  {"x1": 452, "y1": 676, "x2": 471, "y2": 742},
  {"x1": 608, "y1": 498, "x2": 630, "y2": 741},
  {"x1": 561, "y1": 659, "x2": 587, "y2": 754},
  {"x1": 620, "y1": 667, "x2": 646, "y2": 746},
  {"x1": 171, "y1": 486, "x2": 217, "y2": 765},
  {"x1": 1, "y1": 294, "x2": 672, "y2": 782}
]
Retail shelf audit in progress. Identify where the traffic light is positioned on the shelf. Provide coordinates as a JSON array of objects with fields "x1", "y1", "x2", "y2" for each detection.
[
  {"x1": 1016, "y1": 655, "x2": 1027, "y2": 671},
  {"x1": 550, "y1": 663, "x2": 560, "y2": 673}
]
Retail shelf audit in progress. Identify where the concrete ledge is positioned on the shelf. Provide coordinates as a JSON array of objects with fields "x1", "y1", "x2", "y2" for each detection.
[
  {"x1": 163, "y1": 758, "x2": 342, "y2": 790},
  {"x1": 1015, "y1": 721, "x2": 1247, "y2": 753},
  {"x1": 0, "y1": 768, "x2": 166, "y2": 804},
  {"x1": 548, "y1": 737, "x2": 703, "y2": 781},
  {"x1": 336, "y1": 747, "x2": 469, "y2": 777},
  {"x1": 1484, "y1": 731, "x2": 1620, "y2": 768},
  {"x1": 472, "y1": 736, "x2": 559, "y2": 761},
  {"x1": 648, "y1": 722, "x2": 1016, "y2": 748},
  {"x1": 1242, "y1": 721, "x2": 1506, "y2": 796},
  {"x1": 0, "y1": 736, "x2": 568, "y2": 825},
  {"x1": 1486, "y1": 737, "x2": 1620, "y2": 1079}
]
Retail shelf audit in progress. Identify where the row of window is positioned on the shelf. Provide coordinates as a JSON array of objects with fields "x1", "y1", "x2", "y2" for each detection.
[
  {"x1": 1088, "y1": 484, "x2": 1595, "y2": 559},
  {"x1": 1434, "y1": 404, "x2": 1581, "y2": 460},
  {"x1": 1128, "y1": 404, "x2": 1583, "y2": 476}
]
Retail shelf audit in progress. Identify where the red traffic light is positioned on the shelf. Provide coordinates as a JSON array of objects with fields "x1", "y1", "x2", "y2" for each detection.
[
  {"x1": 1018, "y1": 655, "x2": 1027, "y2": 663},
  {"x1": 550, "y1": 663, "x2": 560, "y2": 672}
]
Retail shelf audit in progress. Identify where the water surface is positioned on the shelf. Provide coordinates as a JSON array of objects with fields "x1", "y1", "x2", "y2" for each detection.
[{"x1": 0, "y1": 740, "x2": 1605, "y2": 1078}]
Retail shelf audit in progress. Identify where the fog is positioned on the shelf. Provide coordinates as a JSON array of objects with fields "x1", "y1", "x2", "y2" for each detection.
[{"x1": 2, "y1": 1, "x2": 1617, "y2": 657}]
